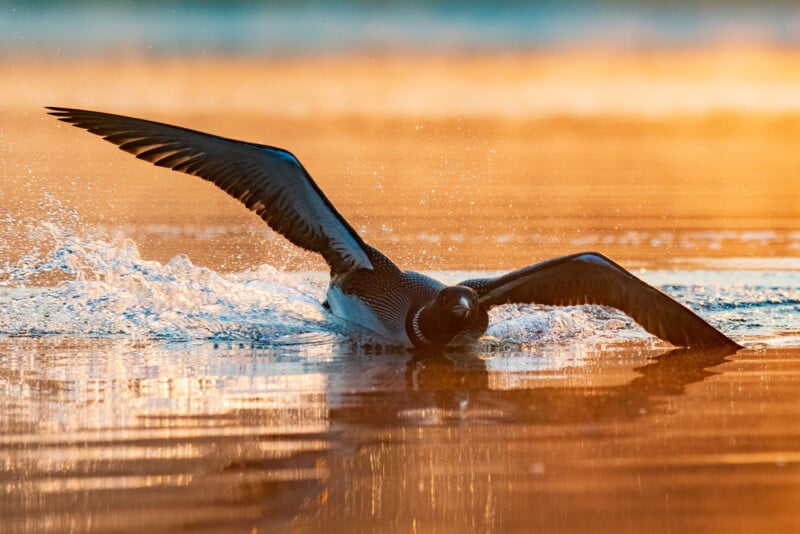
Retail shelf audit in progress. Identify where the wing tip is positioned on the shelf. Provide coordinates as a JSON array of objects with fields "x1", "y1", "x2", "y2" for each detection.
[
  {"x1": 680, "y1": 327, "x2": 743, "y2": 353},
  {"x1": 702, "y1": 336, "x2": 744, "y2": 353},
  {"x1": 46, "y1": 105, "x2": 75, "y2": 115},
  {"x1": 46, "y1": 106, "x2": 86, "y2": 124}
]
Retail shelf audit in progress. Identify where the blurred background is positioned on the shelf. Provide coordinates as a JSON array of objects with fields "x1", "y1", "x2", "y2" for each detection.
[
  {"x1": 3, "y1": 1, "x2": 800, "y2": 57},
  {"x1": 2, "y1": 0, "x2": 800, "y2": 272}
]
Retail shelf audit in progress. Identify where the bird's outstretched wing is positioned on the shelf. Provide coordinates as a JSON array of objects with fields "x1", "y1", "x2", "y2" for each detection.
[
  {"x1": 459, "y1": 252, "x2": 741, "y2": 350},
  {"x1": 47, "y1": 107, "x2": 372, "y2": 274}
]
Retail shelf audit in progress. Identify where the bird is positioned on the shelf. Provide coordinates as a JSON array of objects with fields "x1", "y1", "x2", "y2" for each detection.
[{"x1": 47, "y1": 107, "x2": 742, "y2": 351}]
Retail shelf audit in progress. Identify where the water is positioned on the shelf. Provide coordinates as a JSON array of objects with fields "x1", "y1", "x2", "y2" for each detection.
[
  {"x1": 2, "y1": 224, "x2": 797, "y2": 347},
  {"x1": 1, "y1": 216, "x2": 800, "y2": 531},
  {"x1": 3, "y1": 2, "x2": 800, "y2": 57},
  {"x1": 3, "y1": 42, "x2": 800, "y2": 531}
]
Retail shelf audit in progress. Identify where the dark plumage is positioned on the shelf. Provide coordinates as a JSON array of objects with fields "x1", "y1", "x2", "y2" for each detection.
[{"x1": 47, "y1": 107, "x2": 742, "y2": 351}]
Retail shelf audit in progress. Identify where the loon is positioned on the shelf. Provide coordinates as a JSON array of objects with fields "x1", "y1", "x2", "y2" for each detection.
[{"x1": 47, "y1": 107, "x2": 741, "y2": 351}]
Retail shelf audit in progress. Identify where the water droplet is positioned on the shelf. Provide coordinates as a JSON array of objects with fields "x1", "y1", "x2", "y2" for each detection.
[{"x1": 529, "y1": 463, "x2": 546, "y2": 475}]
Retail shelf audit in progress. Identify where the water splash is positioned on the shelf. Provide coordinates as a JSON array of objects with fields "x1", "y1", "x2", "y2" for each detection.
[
  {"x1": 0, "y1": 228, "x2": 645, "y2": 347},
  {"x1": 0, "y1": 220, "x2": 335, "y2": 341},
  {"x1": 0, "y1": 231, "x2": 649, "y2": 348},
  {"x1": 1, "y1": 218, "x2": 797, "y2": 348},
  {"x1": 487, "y1": 304, "x2": 649, "y2": 348}
]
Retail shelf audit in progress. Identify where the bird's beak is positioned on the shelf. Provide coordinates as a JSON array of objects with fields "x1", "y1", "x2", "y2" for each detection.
[{"x1": 450, "y1": 296, "x2": 473, "y2": 318}]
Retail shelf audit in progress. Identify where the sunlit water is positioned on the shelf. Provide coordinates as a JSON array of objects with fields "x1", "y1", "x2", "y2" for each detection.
[
  {"x1": 1, "y1": 221, "x2": 798, "y2": 348},
  {"x1": 5, "y1": 2, "x2": 800, "y2": 522},
  {"x1": 2, "y1": 218, "x2": 800, "y2": 532}
]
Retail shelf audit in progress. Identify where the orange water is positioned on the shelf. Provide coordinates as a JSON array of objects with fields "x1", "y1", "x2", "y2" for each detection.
[{"x1": 2, "y1": 53, "x2": 800, "y2": 532}]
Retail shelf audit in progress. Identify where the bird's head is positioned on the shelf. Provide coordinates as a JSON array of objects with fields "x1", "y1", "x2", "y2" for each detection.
[
  {"x1": 432, "y1": 285, "x2": 479, "y2": 321},
  {"x1": 410, "y1": 285, "x2": 485, "y2": 348}
]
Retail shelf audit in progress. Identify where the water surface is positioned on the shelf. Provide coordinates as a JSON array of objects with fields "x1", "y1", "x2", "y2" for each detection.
[
  {"x1": 3, "y1": 337, "x2": 800, "y2": 532},
  {"x1": 1, "y1": 229, "x2": 800, "y2": 531},
  {"x1": 5, "y1": 1, "x2": 800, "y2": 56},
  {"x1": 2, "y1": 51, "x2": 800, "y2": 532}
]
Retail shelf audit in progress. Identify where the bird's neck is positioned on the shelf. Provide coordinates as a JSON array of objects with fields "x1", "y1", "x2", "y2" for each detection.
[
  {"x1": 406, "y1": 303, "x2": 464, "y2": 347},
  {"x1": 407, "y1": 306, "x2": 431, "y2": 346}
]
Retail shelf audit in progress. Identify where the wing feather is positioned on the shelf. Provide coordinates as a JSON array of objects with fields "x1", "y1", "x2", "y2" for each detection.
[
  {"x1": 460, "y1": 252, "x2": 740, "y2": 350},
  {"x1": 47, "y1": 107, "x2": 372, "y2": 273}
]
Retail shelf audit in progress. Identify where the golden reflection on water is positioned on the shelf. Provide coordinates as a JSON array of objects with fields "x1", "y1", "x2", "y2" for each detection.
[
  {"x1": 2, "y1": 51, "x2": 800, "y2": 532},
  {"x1": 3, "y1": 54, "x2": 800, "y2": 272},
  {"x1": 2, "y1": 338, "x2": 800, "y2": 532}
]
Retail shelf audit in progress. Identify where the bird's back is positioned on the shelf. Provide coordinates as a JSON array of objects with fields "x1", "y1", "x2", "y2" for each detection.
[{"x1": 326, "y1": 246, "x2": 444, "y2": 346}]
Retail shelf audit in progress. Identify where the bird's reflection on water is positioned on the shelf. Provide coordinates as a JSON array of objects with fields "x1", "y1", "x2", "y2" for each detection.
[
  {"x1": 345, "y1": 345, "x2": 733, "y2": 425},
  {"x1": 0, "y1": 340, "x2": 763, "y2": 533},
  {"x1": 301, "y1": 344, "x2": 739, "y2": 532}
]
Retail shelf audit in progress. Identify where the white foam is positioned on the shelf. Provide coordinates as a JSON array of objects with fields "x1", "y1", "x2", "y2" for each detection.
[{"x1": 0, "y1": 231, "x2": 334, "y2": 341}]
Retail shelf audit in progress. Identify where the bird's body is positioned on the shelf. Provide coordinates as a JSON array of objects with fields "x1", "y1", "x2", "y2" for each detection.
[
  {"x1": 324, "y1": 244, "x2": 488, "y2": 347},
  {"x1": 325, "y1": 245, "x2": 437, "y2": 347},
  {"x1": 47, "y1": 107, "x2": 741, "y2": 351}
]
